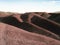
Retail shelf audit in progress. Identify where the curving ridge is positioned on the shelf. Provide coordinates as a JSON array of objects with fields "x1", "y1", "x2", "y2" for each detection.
[
  {"x1": 0, "y1": 11, "x2": 60, "y2": 45},
  {"x1": 0, "y1": 22, "x2": 60, "y2": 45},
  {"x1": 48, "y1": 13, "x2": 60, "y2": 23},
  {"x1": 20, "y1": 12, "x2": 60, "y2": 35}
]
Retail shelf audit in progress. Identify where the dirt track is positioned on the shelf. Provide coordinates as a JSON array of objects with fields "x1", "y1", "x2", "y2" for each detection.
[{"x1": 0, "y1": 12, "x2": 60, "y2": 45}]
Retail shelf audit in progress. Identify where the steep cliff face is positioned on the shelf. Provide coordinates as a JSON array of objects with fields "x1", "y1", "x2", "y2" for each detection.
[{"x1": 0, "y1": 11, "x2": 60, "y2": 45}]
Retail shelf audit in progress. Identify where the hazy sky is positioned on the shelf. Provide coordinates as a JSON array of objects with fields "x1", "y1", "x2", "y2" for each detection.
[{"x1": 0, "y1": 0, "x2": 60, "y2": 13}]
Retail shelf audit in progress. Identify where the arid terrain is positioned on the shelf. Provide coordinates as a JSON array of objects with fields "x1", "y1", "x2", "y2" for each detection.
[{"x1": 0, "y1": 11, "x2": 60, "y2": 45}]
